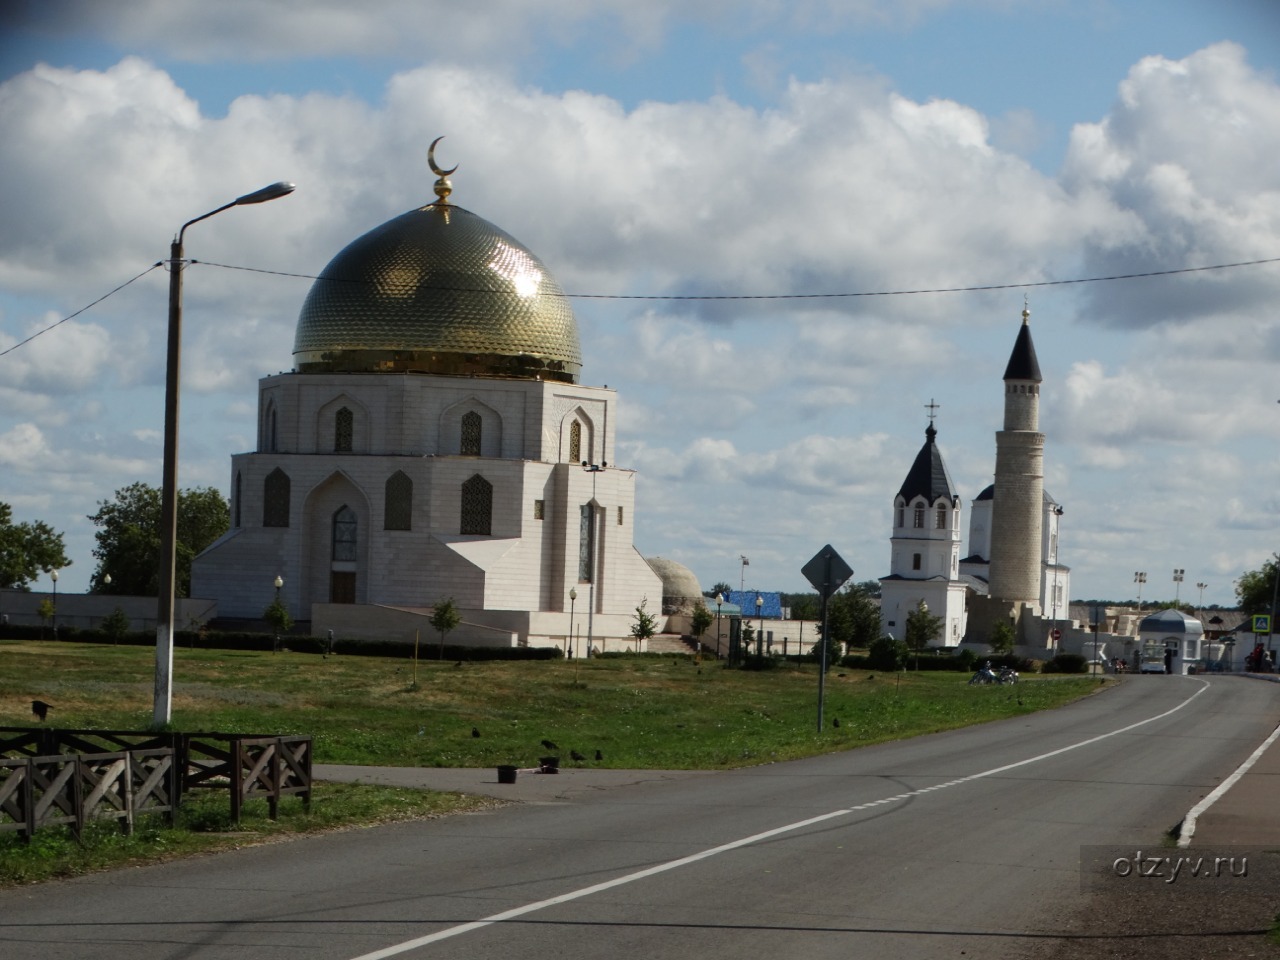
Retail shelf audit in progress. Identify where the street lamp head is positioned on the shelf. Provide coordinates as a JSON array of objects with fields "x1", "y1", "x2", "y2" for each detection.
[
  {"x1": 50, "y1": 570, "x2": 58, "y2": 582},
  {"x1": 756, "y1": 595, "x2": 763, "y2": 609},
  {"x1": 104, "y1": 573, "x2": 111, "y2": 586},
  {"x1": 274, "y1": 575, "x2": 284, "y2": 589},
  {"x1": 235, "y1": 181, "x2": 296, "y2": 205},
  {"x1": 569, "y1": 587, "x2": 577, "y2": 601},
  {"x1": 715, "y1": 593, "x2": 723, "y2": 605}
]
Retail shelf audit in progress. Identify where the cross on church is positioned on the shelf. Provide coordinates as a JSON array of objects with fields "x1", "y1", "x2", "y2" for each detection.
[{"x1": 924, "y1": 398, "x2": 940, "y2": 423}]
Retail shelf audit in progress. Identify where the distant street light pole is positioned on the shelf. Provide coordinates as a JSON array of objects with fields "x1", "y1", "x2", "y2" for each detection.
[
  {"x1": 154, "y1": 180, "x2": 295, "y2": 727},
  {"x1": 568, "y1": 587, "x2": 577, "y2": 659},
  {"x1": 1196, "y1": 582, "x2": 1208, "y2": 664},
  {"x1": 50, "y1": 570, "x2": 59, "y2": 638},
  {"x1": 273, "y1": 575, "x2": 284, "y2": 653},
  {"x1": 582, "y1": 461, "x2": 605, "y2": 656},
  {"x1": 1172, "y1": 568, "x2": 1185, "y2": 605},
  {"x1": 1134, "y1": 571, "x2": 1146, "y2": 615},
  {"x1": 714, "y1": 592, "x2": 724, "y2": 659},
  {"x1": 740, "y1": 555, "x2": 749, "y2": 593},
  {"x1": 756, "y1": 593, "x2": 764, "y2": 663}
]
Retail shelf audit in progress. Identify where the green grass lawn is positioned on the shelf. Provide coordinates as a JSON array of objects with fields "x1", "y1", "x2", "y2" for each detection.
[{"x1": 1, "y1": 640, "x2": 1103, "y2": 768}]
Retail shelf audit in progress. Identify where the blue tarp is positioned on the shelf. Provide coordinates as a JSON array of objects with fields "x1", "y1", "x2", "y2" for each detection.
[{"x1": 726, "y1": 591, "x2": 783, "y2": 619}]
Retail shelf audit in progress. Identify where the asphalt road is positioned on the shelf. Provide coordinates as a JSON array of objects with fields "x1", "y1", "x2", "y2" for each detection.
[{"x1": 2, "y1": 675, "x2": 1278, "y2": 960}]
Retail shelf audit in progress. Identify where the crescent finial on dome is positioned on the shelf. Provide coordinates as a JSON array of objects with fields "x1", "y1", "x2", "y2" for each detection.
[{"x1": 429, "y1": 136, "x2": 459, "y2": 204}]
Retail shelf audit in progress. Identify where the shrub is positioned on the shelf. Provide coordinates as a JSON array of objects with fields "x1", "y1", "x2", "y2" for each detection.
[
  {"x1": 867, "y1": 635, "x2": 909, "y2": 672},
  {"x1": 1043, "y1": 653, "x2": 1087, "y2": 674}
]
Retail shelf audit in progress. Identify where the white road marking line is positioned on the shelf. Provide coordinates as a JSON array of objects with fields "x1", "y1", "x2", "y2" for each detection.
[
  {"x1": 350, "y1": 679, "x2": 1210, "y2": 960},
  {"x1": 1177, "y1": 717, "x2": 1280, "y2": 847}
]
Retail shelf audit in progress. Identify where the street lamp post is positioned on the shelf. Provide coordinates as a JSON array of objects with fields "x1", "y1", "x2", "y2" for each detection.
[
  {"x1": 272, "y1": 575, "x2": 284, "y2": 652},
  {"x1": 714, "y1": 592, "x2": 724, "y2": 660},
  {"x1": 1092, "y1": 602, "x2": 1101, "y2": 674},
  {"x1": 50, "y1": 570, "x2": 59, "y2": 638},
  {"x1": 740, "y1": 555, "x2": 749, "y2": 593},
  {"x1": 154, "y1": 180, "x2": 294, "y2": 727},
  {"x1": 581, "y1": 461, "x2": 605, "y2": 656},
  {"x1": 568, "y1": 587, "x2": 577, "y2": 659},
  {"x1": 755, "y1": 593, "x2": 764, "y2": 664},
  {"x1": 1134, "y1": 571, "x2": 1146, "y2": 615},
  {"x1": 1196, "y1": 582, "x2": 1208, "y2": 665}
]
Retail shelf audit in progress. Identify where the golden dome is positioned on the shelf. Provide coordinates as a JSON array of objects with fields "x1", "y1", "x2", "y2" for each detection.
[{"x1": 293, "y1": 199, "x2": 581, "y2": 381}]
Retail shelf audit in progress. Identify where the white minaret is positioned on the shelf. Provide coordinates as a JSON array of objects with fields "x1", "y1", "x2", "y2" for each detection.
[{"x1": 987, "y1": 305, "x2": 1044, "y2": 612}]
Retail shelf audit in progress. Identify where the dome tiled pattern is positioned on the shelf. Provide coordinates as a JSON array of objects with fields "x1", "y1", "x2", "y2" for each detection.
[{"x1": 294, "y1": 203, "x2": 581, "y2": 381}]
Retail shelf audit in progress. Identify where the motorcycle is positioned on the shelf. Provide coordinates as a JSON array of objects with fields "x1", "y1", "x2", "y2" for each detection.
[
  {"x1": 968, "y1": 663, "x2": 1000, "y2": 684},
  {"x1": 998, "y1": 665, "x2": 1019, "y2": 684}
]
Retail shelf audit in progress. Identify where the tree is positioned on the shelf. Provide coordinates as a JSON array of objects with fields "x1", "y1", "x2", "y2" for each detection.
[
  {"x1": 989, "y1": 620, "x2": 1015, "y2": 656},
  {"x1": 430, "y1": 598, "x2": 462, "y2": 659},
  {"x1": 88, "y1": 483, "x2": 228, "y2": 597},
  {"x1": 630, "y1": 597, "x2": 658, "y2": 650},
  {"x1": 36, "y1": 597, "x2": 54, "y2": 638},
  {"x1": 904, "y1": 600, "x2": 943, "y2": 654},
  {"x1": 263, "y1": 597, "x2": 294, "y2": 638},
  {"x1": 705, "y1": 582, "x2": 733, "y2": 599},
  {"x1": 868, "y1": 634, "x2": 908, "y2": 671},
  {"x1": 101, "y1": 606, "x2": 131, "y2": 644},
  {"x1": 823, "y1": 583, "x2": 882, "y2": 651},
  {"x1": 0, "y1": 502, "x2": 70, "y2": 590},
  {"x1": 1237, "y1": 555, "x2": 1280, "y2": 617},
  {"x1": 783, "y1": 592, "x2": 819, "y2": 621},
  {"x1": 690, "y1": 603, "x2": 713, "y2": 653}
]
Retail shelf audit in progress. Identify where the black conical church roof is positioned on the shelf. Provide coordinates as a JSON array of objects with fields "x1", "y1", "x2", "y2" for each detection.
[{"x1": 897, "y1": 423, "x2": 958, "y2": 504}]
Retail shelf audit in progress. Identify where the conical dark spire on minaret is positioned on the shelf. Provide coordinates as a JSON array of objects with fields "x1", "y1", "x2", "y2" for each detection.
[
  {"x1": 897, "y1": 422, "x2": 958, "y2": 505},
  {"x1": 1002, "y1": 306, "x2": 1042, "y2": 382}
]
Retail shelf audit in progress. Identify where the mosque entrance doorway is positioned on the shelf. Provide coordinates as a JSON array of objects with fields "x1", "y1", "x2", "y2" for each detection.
[{"x1": 330, "y1": 571, "x2": 356, "y2": 604}]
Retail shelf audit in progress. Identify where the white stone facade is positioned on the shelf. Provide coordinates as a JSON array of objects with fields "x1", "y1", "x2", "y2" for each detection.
[{"x1": 191, "y1": 371, "x2": 662, "y2": 646}]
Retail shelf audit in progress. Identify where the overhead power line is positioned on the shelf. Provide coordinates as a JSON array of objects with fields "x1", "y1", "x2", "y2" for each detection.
[{"x1": 2, "y1": 254, "x2": 1278, "y2": 360}]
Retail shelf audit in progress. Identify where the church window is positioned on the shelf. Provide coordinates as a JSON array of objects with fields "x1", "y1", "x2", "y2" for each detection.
[
  {"x1": 332, "y1": 505, "x2": 357, "y2": 561},
  {"x1": 569, "y1": 419, "x2": 582, "y2": 463},
  {"x1": 578, "y1": 504, "x2": 595, "y2": 582},
  {"x1": 617, "y1": 506, "x2": 624, "y2": 526},
  {"x1": 913, "y1": 504, "x2": 925, "y2": 528},
  {"x1": 896, "y1": 505, "x2": 904, "y2": 528},
  {"x1": 461, "y1": 474, "x2": 492, "y2": 535},
  {"x1": 335, "y1": 407, "x2": 353, "y2": 452},
  {"x1": 912, "y1": 553, "x2": 922, "y2": 571},
  {"x1": 461, "y1": 411, "x2": 482, "y2": 456},
  {"x1": 935, "y1": 505, "x2": 947, "y2": 529},
  {"x1": 269, "y1": 408, "x2": 278, "y2": 452},
  {"x1": 385, "y1": 471, "x2": 412, "y2": 530},
  {"x1": 263, "y1": 468, "x2": 290, "y2": 527},
  {"x1": 534, "y1": 499, "x2": 544, "y2": 520},
  {"x1": 233, "y1": 471, "x2": 242, "y2": 528}
]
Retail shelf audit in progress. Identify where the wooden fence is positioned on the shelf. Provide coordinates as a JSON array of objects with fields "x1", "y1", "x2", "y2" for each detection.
[
  {"x1": 0, "y1": 728, "x2": 312, "y2": 838},
  {"x1": 0, "y1": 748, "x2": 176, "y2": 841}
]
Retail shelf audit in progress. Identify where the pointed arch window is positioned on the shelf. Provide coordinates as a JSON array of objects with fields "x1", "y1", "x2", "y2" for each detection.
[
  {"x1": 913, "y1": 504, "x2": 925, "y2": 528},
  {"x1": 895, "y1": 504, "x2": 905, "y2": 528},
  {"x1": 332, "y1": 505, "x2": 357, "y2": 561},
  {"x1": 935, "y1": 505, "x2": 947, "y2": 529},
  {"x1": 234, "y1": 471, "x2": 242, "y2": 528},
  {"x1": 268, "y1": 407, "x2": 278, "y2": 452},
  {"x1": 569, "y1": 419, "x2": 582, "y2": 463},
  {"x1": 385, "y1": 471, "x2": 412, "y2": 530},
  {"x1": 461, "y1": 474, "x2": 492, "y2": 535},
  {"x1": 335, "y1": 407, "x2": 353, "y2": 452},
  {"x1": 461, "y1": 411, "x2": 482, "y2": 456},
  {"x1": 263, "y1": 468, "x2": 290, "y2": 527},
  {"x1": 579, "y1": 504, "x2": 595, "y2": 582}
]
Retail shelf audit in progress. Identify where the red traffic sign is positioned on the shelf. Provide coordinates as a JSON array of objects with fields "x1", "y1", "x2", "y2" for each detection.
[
  {"x1": 1051, "y1": 628, "x2": 1061, "y2": 641},
  {"x1": 802, "y1": 545, "x2": 853, "y2": 601}
]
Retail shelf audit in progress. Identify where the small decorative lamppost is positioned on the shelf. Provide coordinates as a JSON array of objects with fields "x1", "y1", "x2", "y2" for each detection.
[
  {"x1": 568, "y1": 587, "x2": 578, "y2": 659},
  {"x1": 50, "y1": 569, "x2": 59, "y2": 638},
  {"x1": 715, "y1": 592, "x2": 724, "y2": 659},
  {"x1": 273, "y1": 575, "x2": 284, "y2": 652},
  {"x1": 755, "y1": 593, "x2": 764, "y2": 662}
]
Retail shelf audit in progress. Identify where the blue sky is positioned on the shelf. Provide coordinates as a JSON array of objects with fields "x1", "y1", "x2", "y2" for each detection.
[{"x1": 1, "y1": 0, "x2": 1278, "y2": 612}]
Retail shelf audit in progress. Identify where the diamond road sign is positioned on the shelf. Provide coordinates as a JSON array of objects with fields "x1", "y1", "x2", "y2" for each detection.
[
  {"x1": 1254, "y1": 615, "x2": 1272, "y2": 634},
  {"x1": 802, "y1": 545, "x2": 853, "y2": 601}
]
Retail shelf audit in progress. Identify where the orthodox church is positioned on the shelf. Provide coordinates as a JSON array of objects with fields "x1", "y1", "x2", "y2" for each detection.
[
  {"x1": 191, "y1": 147, "x2": 663, "y2": 646},
  {"x1": 880, "y1": 306, "x2": 1071, "y2": 648}
]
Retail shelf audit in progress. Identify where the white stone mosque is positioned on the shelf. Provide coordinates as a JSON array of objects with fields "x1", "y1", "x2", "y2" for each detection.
[{"x1": 190, "y1": 144, "x2": 665, "y2": 648}]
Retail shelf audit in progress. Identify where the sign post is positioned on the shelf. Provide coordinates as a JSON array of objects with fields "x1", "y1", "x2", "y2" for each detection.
[{"x1": 802, "y1": 545, "x2": 854, "y2": 732}]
